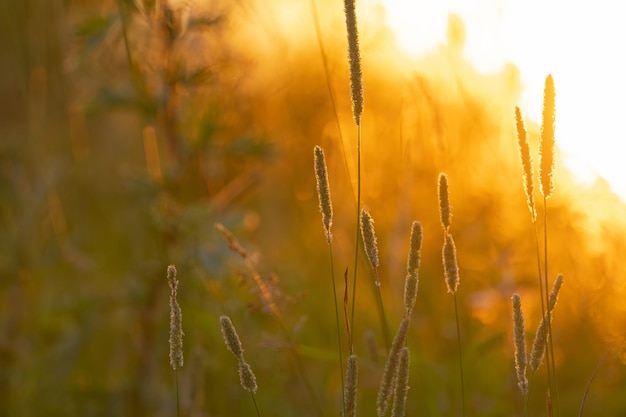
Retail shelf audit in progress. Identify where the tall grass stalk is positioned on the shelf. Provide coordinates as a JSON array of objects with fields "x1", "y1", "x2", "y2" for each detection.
[
  {"x1": 360, "y1": 209, "x2": 391, "y2": 350},
  {"x1": 578, "y1": 353, "x2": 608, "y2": 417},
  {"x1": 342, "y1": 0, "x2": 364, "y2": 353},
  {"x1": 309, "y1": 0, "x2": 354, "y2": 202},
  {"x1": 539, "y1": 74, "x2": 560, "y2": 416},
  {"x1": 313, "y1": 145, "x2": 345, "y2": 413},
  {"x1": 219, "y1": 316, "x2": 262, "y2": 417},
  {"x1": 453, "y1": 293, "x2": 466, "y2": 417},
  {"x1": 167, "y1": 265, "x2": 183, "y2": 417},
  {"x1": 438, "y1": 173, "x2": 466, "y2": 416},
  {"x1": 215, "y1": 224, "x2": 324, "y2": 417}
]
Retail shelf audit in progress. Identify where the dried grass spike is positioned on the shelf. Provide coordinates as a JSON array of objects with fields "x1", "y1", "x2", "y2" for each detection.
[
  {"x1": 511, "y1": 294, "x2": 528, "y2": 395},
  {"x1": 220, "y1": 316, "x2": 244, "y2": 359},
  {"x1": 540, "y1": 74, "x2": 556, "y2": 199},
  {"x1": 360, "y1": 209, "x2": 380, "y2": 278},
  {"x1": 407, "y1": 221, "x2": 423, "y2": 272},
  {"x1": 529, "y1": 275, "x2": 563, "y2": 372},
  {"x1": 391, "y1": 347, "x2": 410, "y2": 417},
  {"x1": 442, "y1": 233, "x2": 460, "y2": 294},
  {"x1": 515, "y1": 106, "x2": 536, "y2": 219},
  {"x1": 438, "y1": 173, "x2": 451, "y2": 230},
  {"x1": 343, "y1": 0, "x2": 363, "y2": 124},
  {"x1": 529, "y1": 315, "x2": 548, "y2": 372},
  {"x1": 238, "y1": 360, "x2": 258, "y2": 393},
  {"x1": 168, "y1": 265, "x2": 184, "y2": 370},
  {"x1": 377, "y1": 317, "x2": 410, "y2": 416},
  {"x1": 344, "y1": 354, "x2": 359, "y2": 417},
  {"x1": 314, "y1": 146, "x2": 333, "y2": 243},
  {"x1": 404, "y1": 222, "x2": 422, "y2": 315},
  {"x1": 548, "y1": 273, "x2": 564, "y2": 311}
]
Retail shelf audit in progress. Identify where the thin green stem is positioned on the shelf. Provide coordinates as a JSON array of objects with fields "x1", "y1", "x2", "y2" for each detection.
[
  {"x1": 578, "y1": 353, "x2": 607, "y2": 417},
  {"x1": 350, "y1": 122, "x2": 362, "y2": 352},
  {"x1": 373, "y1": 274, "x2": 390, "y2": 351},
  {"x1": 251, "y1": 392, "x2": 262, "y2": 417},
  {"x1": 175, "y1": 368, "x2": 180, "y2": 417},
  {"x1": 524, "y1": 371, "x2": 536, "y2": 417},
  {"x1": 276, "y1": 318, "x2": 325, "y2": 417},
  {"x1": 543, "y1": 196, "x2": 560, "y2": 417},
  {"x1": 328, "y1": 243, "x2": 346, "y2": 415},
  {"x1": 453, "y1": 293, "x2": 466, "y2": 417},
  {"x1": 309, "y1": 0, "x2": 353, "y2": 199}
]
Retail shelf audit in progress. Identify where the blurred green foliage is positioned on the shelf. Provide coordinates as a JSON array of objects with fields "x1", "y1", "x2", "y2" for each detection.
[{"x1": 1, "y1": 1, "x2": 626, "y2": 417}]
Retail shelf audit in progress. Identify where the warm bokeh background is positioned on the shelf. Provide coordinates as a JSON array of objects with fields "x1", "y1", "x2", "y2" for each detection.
[{"x1": 2, "y1": 1, "x2": 625, "y2": 416}]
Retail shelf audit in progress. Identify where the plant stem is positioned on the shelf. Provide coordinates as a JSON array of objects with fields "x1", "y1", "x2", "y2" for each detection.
[
  {"x1": 523, "y1": 372, "x2": 535, "y2": 417},
  {"x1": 329, "y1": 244, "x2": 346, "y2": 415},
  {"x1": 373, "y1": 276, "x2": 390, "y2": 351},
  {"x1": 175, "y1": 368, "x2": 180, "y2": 417},
  {"x1": 350, "y1": 122, "x2": 362, "y2": 352},
  {"x1": 543, "y1": 196, "x2": 560, "y2": 417},
  {"x1": 453, "y1": 293, "x2": 466, "y2": 417},
  {"x1": 578, "y1": 353, "x2": 607, "y2": 417},
  {"x1": 251, "y1": 392, "x2": 262, "y2": 417}
]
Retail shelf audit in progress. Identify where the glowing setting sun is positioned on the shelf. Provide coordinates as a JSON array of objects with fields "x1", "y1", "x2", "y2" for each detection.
[{"x1": 377, "y1": 0, "x2": 626, "y2": 201}]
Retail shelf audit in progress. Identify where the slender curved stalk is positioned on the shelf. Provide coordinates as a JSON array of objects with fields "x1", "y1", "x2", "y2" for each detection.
[
  {"x1": 578, "y1": 353, "x2": 607, "y2": 417},
  {"x1": 543, "y1": 197, "x2": 560, "y2": 416},
  {"x1": 349, "y1": 122, "x2": 361, "y2": 351},
  {"x1": 374, "y1": 282, "x2": 390, "y2": 351},
  {"x1": 175, "y1": 369, "x2": 180, "y2": 417},
  {"x1": 453, "y1": 293, "x2": 466, "y2": 417},
  {"x1": 329, "y1": 244, "x2": 346, "y2": 414},
  {"x1": 251, "y1": 392, "x2": 262, "y2": 417},
  {"x1": 309, "y1": 0, "x2": 353, "y2": 200}
]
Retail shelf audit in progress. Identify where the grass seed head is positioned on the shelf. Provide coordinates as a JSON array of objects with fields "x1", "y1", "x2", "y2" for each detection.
[
  {"x1": 360, "y1": 209, "x2": 380, "y2": 277},
  {"x1": 238, "y1": 360, "x2": 258, "y2": 393},
  {"x1": 377, "y1": 317, "x2": 410, "y2": 416},
  {"x1": 167, "y1": 265, "x2": 184, "y2": 370},
  {"x1": 515, "y1": 106, "x2": 536, "y2": 220},
  {"x1": 343, "y1": 0, "x2": 364, "y2": 124},
  {"x1": 344, "y1": 354, "x2": 359, "y2": 417},
  {"x1": 314, "y1": 145, "x2": 333, "y2": 243},
  {"x1": 220, "y1": 315, "x2": 244, "y2": 359},
  {"x1": 540, "y1": 74, "x2": 556, "y2": 199},
  {"x1": 442, "y1": 233, "x2": 460, "y2": 294},
  {"x1": 438, "y1": 173, "x2": 451, "y2": 231},
  {"x1": 511, "y1": 294, "x2": 528, "y2": 395},
  {"x1": 391, "y1": 347, "x2": 410, "y2": 417}
]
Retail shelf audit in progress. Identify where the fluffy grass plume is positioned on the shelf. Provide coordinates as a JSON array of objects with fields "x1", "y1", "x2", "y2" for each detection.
[
  {"x1": 515, "y1": 106, "x2": 536, "y2": 220},
  {"x1": 220, "y1": 316, "x2": 258, "y2": 393},
  {"x1": 539, "y1": 74, "x2": 556, "y2": 199},
  {"x1": 215, "y1": 223, "x2": 280, "y2": 317},
  {"x1": 360, "y1": 209, "x2": 380, "y2": 279},
  {"x1": 167, "y1": 265, "x2": 184, "y2": 370},
  {"x1": 220, "y1": 315, "x2": 244, "y2": 358},
  {"x1": 442, "y1": 233, "x2": 460, "y2": 294},
  {"x1": 377, "y1": 317, "x2": 410, "y2": 416},
  {"x1": 391, "y1": 347, "x2": 410, "y2": 417},
  {"x1": 238, "y1": 361, "x2": 258, "y2": 394},
  {"x1": 404, "y1": 221, "x2": 423, "y2": 315},
  {"x1": 438, "y1": 173, "x2": 451, "y2": 231},
  {"x1": 529, "y1": 275, "x2": 564, "y2": 372},
  {"x1": 511, "y1": 294, "x2": 528, "y2": 395},
  {"x1": 342, "y1": 0, "x2": 363, "y2": 124},
  {"x1": 314, "y1": 145, "x2": 333, "y2": 243},
  {"x1": 344, "y1": 354, "x2": 359, "y2": 417}
]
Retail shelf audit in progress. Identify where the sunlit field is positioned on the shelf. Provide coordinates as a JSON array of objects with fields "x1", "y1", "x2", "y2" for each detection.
[{"x1": 2, "y1": 1, "x2": 626, "y2": 416}]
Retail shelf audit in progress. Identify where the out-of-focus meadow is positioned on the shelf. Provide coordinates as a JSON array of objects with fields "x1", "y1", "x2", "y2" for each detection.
[{"x1": 2, "y1": 0, "x2": 626, "y2": 416}]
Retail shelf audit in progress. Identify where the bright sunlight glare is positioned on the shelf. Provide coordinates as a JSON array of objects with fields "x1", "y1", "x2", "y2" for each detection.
[{"x1": 377, "y1": 0, "x2": 626, "y2": 201}]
